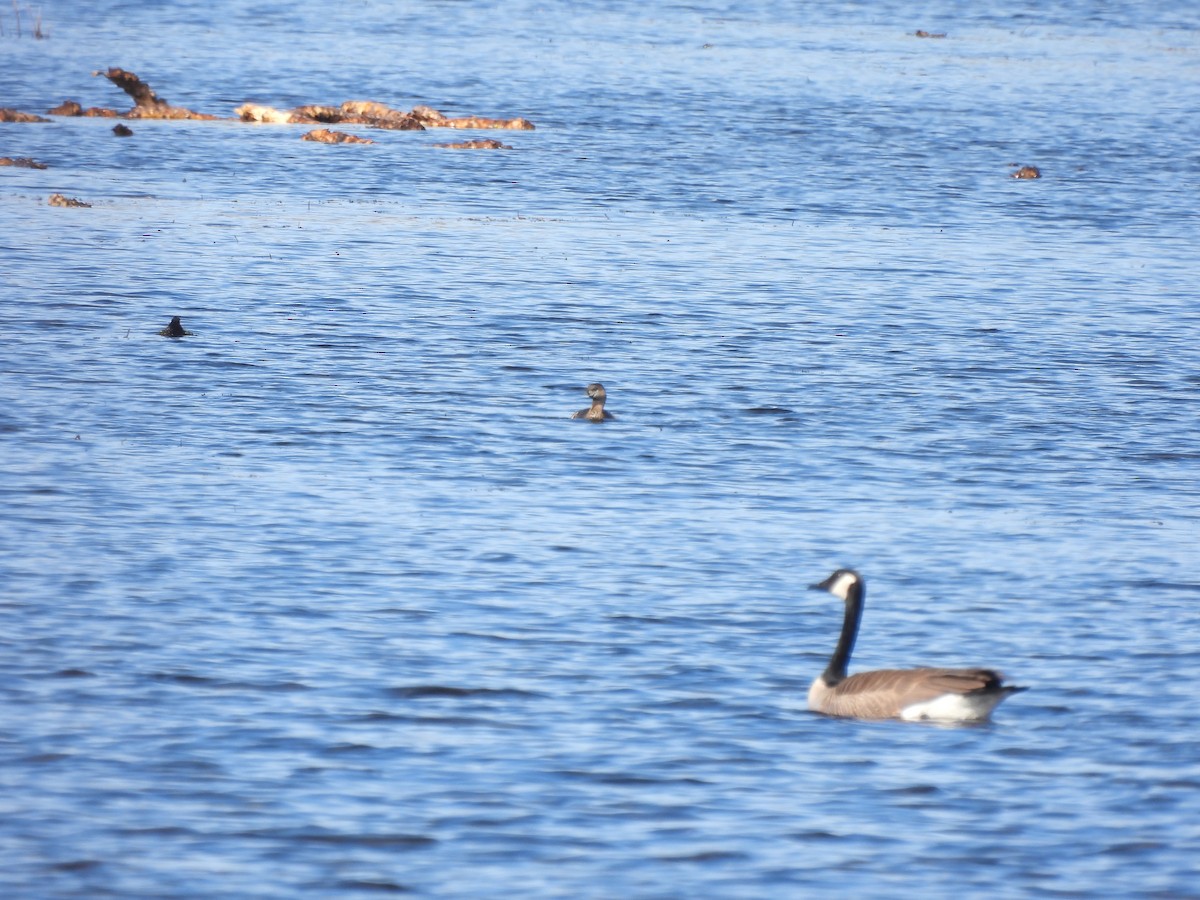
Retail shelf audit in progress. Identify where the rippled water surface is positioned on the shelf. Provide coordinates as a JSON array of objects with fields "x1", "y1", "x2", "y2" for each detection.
[{"x1": 3, "y1": 1, "x2": 1199, "y2": 896}]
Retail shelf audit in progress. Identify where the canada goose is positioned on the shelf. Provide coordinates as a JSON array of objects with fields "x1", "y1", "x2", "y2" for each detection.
[
  {"x1": 808, "y1": 569, "x2": 1025, "y2": 722},
  {"x1": 570, "y1": 383, "x2": 614, "y2": 421}
]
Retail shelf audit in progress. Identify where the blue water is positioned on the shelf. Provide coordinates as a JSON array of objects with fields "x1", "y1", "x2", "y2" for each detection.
[{"x1": 2, "y1": 1, "x2": 1199, "y2": 896}]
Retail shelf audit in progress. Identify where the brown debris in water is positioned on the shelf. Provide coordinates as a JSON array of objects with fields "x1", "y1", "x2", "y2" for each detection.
[
  {"x1": 338, "y1": 100, "x2": 425, "y2": 130},
  {"x1": 48, "y1": 100, "x2": 82, "y2": 116},
  {"x1": 93, "y1": 67, "x2": 220, "y2": 120},
  {"x1": 412, "y1": 104, "x2": 534, "y2": 130},
  {"x1": 236, "y1": 103, "x2": 316, "y2": 124},
  {"x1": 914, "y1": 30, "x2": 948, "y2": 38},
  {"x1": 1, "y1": 156, "x2": 48, "y2": 168},
  {"x1": 435, "y1": 114, "x2": 535, "y2": 131},
  {"x1": 434, "y1": 138, "x2": 513, "y2": 150},
  {"x1": 237, "y1": 98, "x2": 531, "y2": 132},
  {"x1": 48, "y1": 193, "x2": 91, "y2": 207},
  {"x1": 113, "y1": 123, "x2": 133, "y2": 137},
  {"x1": 40, "y1": 69, "x2": 536, "y2": 136},
  {"x1": 49, "y1": 100, "x2": 122, "y2": 117},
  {"x1": 0, "y1": 108, "x2": 51, "y2": 123},
  {"x1": 302, "y1": 128, "x2": 375, "y2": 145},
  {"x1": 1011, "y1": 165, "x2": 1041, "y2": 179},
  {"x1": 292, "y1": 104, "x2": 344, "y2": 123},
  {"x1": 241, "y1": 99, "x2": 424, "y2": 130}
]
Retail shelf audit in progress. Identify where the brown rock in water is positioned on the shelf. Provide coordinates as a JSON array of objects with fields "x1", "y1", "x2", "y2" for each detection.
[
  {"x1": 232, "y1": 97, "x2": 530, "y2": 131},
  {"x1": 293, "y1": 104, "x2": 344, "y2": 123},
  {"x1": 438, "y1": 115, "x2": 535, "y2": 131},
  {"x1": 48, "y1": 193, "x2": 91, "y2": 208},
  {"x1": 1011, "y1": 165, "x2": 1041, "y2": 179},
  {"x1": 370, "y1": 113, "x2": 425, "y2": 130},
  {"x1": 50, "y1": 100, "x2": 123, "y2": 118},
  {"x1": 410, "y1": 105, "x2": 448, "y2": 125},
  {"x1": 434, "y1": 138, "x2": 512, "y2": 150},
  {"x1": 94, "y1": 67, "x2": 220, "y2": 120},
  {"x1": 340, "y1": 100, "x2": 396, "y2": 119},
  {"x1": 338, "y1": 100, "x2": 424, "y2": 130},
  {"x1": 113, "y1": 123, "x2": 133, "y2": 136},
  {"x1": 95, "y1": 67, "x2": 166, "y2": 109},
  {"x1": 158, "y1": 316, "x2": 193, "y2": 338},
  {"x1": 411, "y1": 105, "x2": 534, "y2": 130},
  {"x1": 360, "y1": 113, "x2": 424, "y2": 130},
  {"x1": 48, "y1": 100, "x2": 83, "y2": 116},
  {"x1": 301, "y1": 128, "x2": 375, "y2": 145},
  {"x1": 0, "y1": 156, "x2": 48, "y2": 169},
  {"x1": 235, "y1": 103, "x2": 318, "y2": 124},
  {"x1": 0, "y1": 108, "x2": 51, "y2": 123}
]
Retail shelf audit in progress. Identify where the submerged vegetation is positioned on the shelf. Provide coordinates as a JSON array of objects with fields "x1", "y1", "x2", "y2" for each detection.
[{"x1": 2, "y1": 2, "x2": 47, "y2": 39}]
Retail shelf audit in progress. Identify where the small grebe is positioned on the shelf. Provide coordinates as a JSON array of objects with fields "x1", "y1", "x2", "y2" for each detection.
[{"x1": 571, "y1": 383, "x2": 614, "y2": 421}]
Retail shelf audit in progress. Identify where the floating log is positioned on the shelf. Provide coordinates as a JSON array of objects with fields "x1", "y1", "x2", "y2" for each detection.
[
  {"x1": 341, "y1": 100, "x2": 398, "y2": 119},
  {"x1": 44, "y1": 69, "x2": 535, "y2": 135},
  {"x1": 48, "y1": 100, "x2": 122, "y2": 117},
  {"x1": 236, "y1": 103, "x2": 316, "y2": 124},
  {"x1": 292, "y1": 104, "x2": 344, "y2": 123},
  {"x1": 93, "y1": 67, "x2": 219, "y2": 120},
  {"x1": 0, "y1": 108, "x2": 51, "y2": 122},
  {"x1": 48, "y1": 193, "x2": 91, "y2": 207},
  {"x1": 412, "y1": 104, "x2": 533, "y2": 130},
  {"x1": 434, "y1": 138, "x2": 512, "y2": 150},
  {"x1": 236, "y1": 99, "x2": 528, "y2": 131},
  {"x1": 301, "y1": 128, "x2": 375, "y2": 145},
  {"x1": 437, "y1": 114, "x2": 534, "y2": 131},
  {"x1": 338, "y1": 101, "x2": 424, "y2": 130},
  {"x1": 1, "y1": 156, "x2": 48, "y2": 168}
]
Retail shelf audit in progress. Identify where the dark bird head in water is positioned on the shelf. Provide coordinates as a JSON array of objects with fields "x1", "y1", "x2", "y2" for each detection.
[{"x1": 159, "y1": 316, "x2": 191, "y2": 337}]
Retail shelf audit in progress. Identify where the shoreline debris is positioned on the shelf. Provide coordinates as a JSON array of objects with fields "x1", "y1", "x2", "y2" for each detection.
[
  {"x1": 48, "y1": 100, "x2": 118, "y2": 117},
  {"x1": 240, "y1": 99, "x2": 534, "y2": 131},
  {"x1": 301, "y1": 128, "x2": 375, "y2": 144},
  {"x1": 415, "y1": 105, "x2": 534, "y2": 130},
  {"x1": 93, "y1": 67, "x2": 220, "y2": 120},
  {"x1": 0, "y1": 108, "x2": 51, "y2": 122},
  {"x1": 40, "y1": 69, "x2": 537, "y2": 141},
  {"x1": 48, "y1": 193, "x2": 90, "y2": 207},
  {"x1": 0, "y1": 156, "x2": 48, "y2": 168},
  {"x1": 434, "y1": 138, "x2": 513, "y2": 150}
]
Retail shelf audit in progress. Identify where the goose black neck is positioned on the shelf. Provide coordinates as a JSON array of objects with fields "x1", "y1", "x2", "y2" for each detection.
[{"x1": 823, "y1": 580, "x2": 863, "y2": 685}]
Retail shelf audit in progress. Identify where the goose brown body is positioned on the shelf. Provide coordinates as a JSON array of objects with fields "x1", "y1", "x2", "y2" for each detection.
[{"x1": 808, "y1": 570, "x2": 1025, "y2": 722}]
